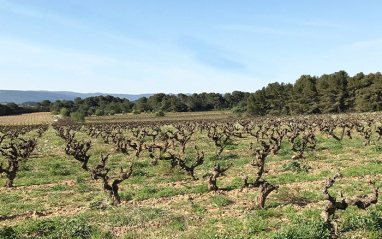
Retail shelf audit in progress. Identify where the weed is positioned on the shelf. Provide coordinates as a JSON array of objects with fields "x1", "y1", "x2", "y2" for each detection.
[
  {"x1": 275, "y1": 187, "x2": 311, "y2": 205},
  {"x1": 280, "y1": 160, "x2": 311, "y2": 173},
  {"x1": 246, "y1": 217, "x2": 268, "y2": 234},
  {"x1": 272, "y1": 219, "x2": 329, "y2": 239},
  {"x1": 49, "y1": 184, "x2": 68, "y2": 191},
  {"x1": 0, "y1": 226, "x2": 18, "y2": 239},
  {"x1": 106, "y1": 206, "x2": 164, "y2": 227},
  {"x1": 210, "y1": 195, "x2": 234, "y2": 207},
  {"x1": 190, "y1": 204, "x2": 206, "y2": 215},
  {"x1": 250, "y1": 208, "x2": 282, "y2": 219},
  {"x1": 169, "y1": 216, "x2": 187, "y2": 231}
]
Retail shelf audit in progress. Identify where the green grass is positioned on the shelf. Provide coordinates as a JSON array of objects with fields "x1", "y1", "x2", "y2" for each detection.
[
  {"x1": 2, "y1": 114, "x2": 382, "y2": 238},
  {"x1": 209, "y1": 195, "x2": 234, "y2": 207}
]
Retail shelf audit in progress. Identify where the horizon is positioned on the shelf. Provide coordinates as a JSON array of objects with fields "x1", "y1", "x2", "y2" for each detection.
[
  {"x1": 0, "y1": 89, "x2": 195, "y2": 96},
  {"x1": 1, "y1": 1, "x2": 382, "y2": 94}
]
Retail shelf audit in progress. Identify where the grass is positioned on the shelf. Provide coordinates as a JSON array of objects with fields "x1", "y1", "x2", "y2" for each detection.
[
  {"x1": 1, "y1": 113, "x2": 382, "y2": 238},
  {"x1": 209, "y1": 195, "x2": 234, "y2": 207}
]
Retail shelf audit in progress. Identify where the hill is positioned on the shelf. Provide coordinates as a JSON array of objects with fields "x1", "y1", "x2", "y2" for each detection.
[{"x1": 0, "y1": 90, "x2": 154, "y2": 104}]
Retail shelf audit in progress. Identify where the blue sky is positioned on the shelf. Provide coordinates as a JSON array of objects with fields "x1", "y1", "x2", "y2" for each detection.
[{"x1": 1, "y1": 0, "x2": 382, "y2": 94}]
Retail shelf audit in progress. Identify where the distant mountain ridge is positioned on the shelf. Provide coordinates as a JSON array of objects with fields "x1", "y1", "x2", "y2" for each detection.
[{"x1": 0, "y1": 90, "x2": 155, "y2": 104}]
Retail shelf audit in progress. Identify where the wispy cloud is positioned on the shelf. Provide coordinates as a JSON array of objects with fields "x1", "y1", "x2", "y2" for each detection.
[
  {"x1": 0, "y1": 1, "x2": 43, "y2": 18},
  {"x1": 98, "y1": 32, "x2": 168, "y2": 55},
  {"x1": 215, "y1": 16, "x2": 343, "y2": 37},
  {"x1": 0, "y1": 1, "x2": 83, "y2": 28},
  {"x1": 347, "y1": 38, "x2": 382, "y2": 48},
  {"x1": 218, "y1": 25, "x2": 291, "y2": 35},
  {"x1": 0, "y1": 38, "x2": 117, "y2": 69},
  {"x1": 215, "y1": 24, "x2": 312, "y2": 37},
  {"x1": 250, "y1": 14, "x2": 344, "y2": 29},
  {"x1": 178, "y1": 36, "x2": 247, "y2": 71},
  {"x1": 298, "y1": 20, "x2": 343, "y2": 29}
]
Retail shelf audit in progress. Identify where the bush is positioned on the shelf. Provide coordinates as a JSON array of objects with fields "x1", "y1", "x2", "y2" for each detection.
[
  {"x1": 95, "y1": 109, "x2": 104, "y2": 116},
  {"x1": 87, "y1": 108, "x2": 95, "y2": 116},
  {"x1": 155, "y1": 110, "x2": 165, "y2": 117},
  {"x1": 232, "y1": 106, "x2": 246, "y2": 115},
  {"x1": 70, "y1": 112, "x2": 85, "y2": 122},
  {"x1": 60, "y1": 108, "x2": 69, "y2": 117},
  {"x1": 109, "y1": 110, "x2": 116, "y2": 116},
  {"x1": 132, "y1": 109, "x2": 141, "y2": 114}
]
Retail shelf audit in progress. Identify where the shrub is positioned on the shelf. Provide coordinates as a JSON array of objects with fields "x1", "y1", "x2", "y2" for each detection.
[
  {"x1": 95, "y1": 109, "x2": 104, "y2": 116},
  {"x1": 70, "y1": 112, "x2": 85, "y2": 122},
  {"x1": 87, "y1": 108, "x2": 95, "y2": 116},
  {"x1": 60, "y1": 108, "x2": 69, "y2": 117},
  {"x1": 155, "y1": 110, "x2": 165, "y2": 117},
  {"x1": 231, "y1": 102, "x2": 246, "y2": 116}
]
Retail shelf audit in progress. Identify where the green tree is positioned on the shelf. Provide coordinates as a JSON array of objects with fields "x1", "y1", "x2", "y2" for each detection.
[
  {"x1": 60, "y1": 107, "x2": 69, "y2": 117},
  {"x1": 136, "y1": 97, "x2": 151, "y2": 112},
  {"x1": 95, "y1": 109, "x2": 104, "y2": 116},
  {"x1": 264, "y1": 82, "x2": 292, "y2": 115},
  {"x1": 41, "y1": 100, "x2": 52, "y2": 111},
  {"x1": 317, "y1": 71, "x2": 349, "y2": 113},
  {"x1": 289, "y1": 75, "x2": 320, "y2": 115},
  {"x1": 353, "y1": 72, "x2": 382, "y2": 112},
  {"x1": 247, "y1": 88, "x2": 267, "y2": 116},
  {"x1": 0, "y1": 105, "x2": 12, "y2": 116},
  {"x1": 70, "y1": 112, "x2": 85, "y2": 122}
]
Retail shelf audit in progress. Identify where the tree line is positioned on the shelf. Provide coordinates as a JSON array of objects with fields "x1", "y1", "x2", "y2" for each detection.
[
  {"x1": 0, "y1": 103, "x2": 40, "y2": 116},
  {"x1": 1, "y1": 70, "x2": 381, "y2": 118},
  {"x1": 247, "y1": 71, "x2": 382, "y2": 115},
  {"x1": 46, "y1": 91, "x2": 250, "y2": 118},
  {"x1": 53, "y1": 70, "x2": 382, "y2": 117}
]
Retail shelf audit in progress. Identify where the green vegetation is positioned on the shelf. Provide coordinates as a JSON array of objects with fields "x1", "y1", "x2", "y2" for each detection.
[
  {"x1": 43, "y1": 71, "x2": 382, "y2": 118},
  {"x1": 1, "y1": 112, "x2": 382, "y2": 238},
  {"x1": 70, "y1": 111, "x2": 85, "y2": 122}
]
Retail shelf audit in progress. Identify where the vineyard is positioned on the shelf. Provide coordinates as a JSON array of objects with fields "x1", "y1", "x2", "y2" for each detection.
[
  {"x1": 1, "y1": 112, "x2": 382, "y2": 238},
  {"x1": 0, "y1": 112, "x2": 53, "y2": 125}
]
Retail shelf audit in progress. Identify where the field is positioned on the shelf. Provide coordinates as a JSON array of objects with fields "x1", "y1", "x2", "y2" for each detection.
[
  {"x1": 0, "y1": 112, "x2": 53, "y2": 125},
  {"x1": 86, "y1": 111, "x2": 234, "y2": 123},
  {"x1": 1, "y1": 112, "x2": 382, "y2": 238}
]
